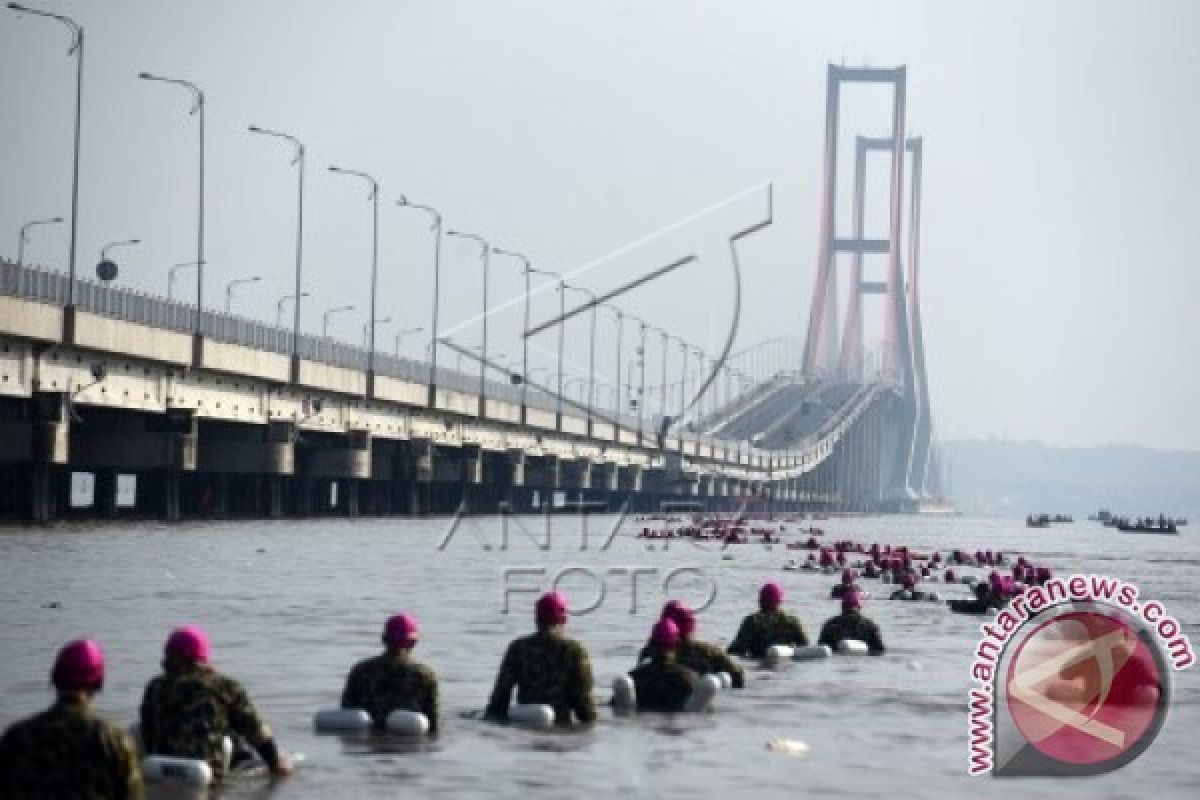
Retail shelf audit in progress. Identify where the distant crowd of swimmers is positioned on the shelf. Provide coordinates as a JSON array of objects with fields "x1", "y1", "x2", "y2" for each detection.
[{"x1": 0, "y1": 580, "x2": 886, "y2": 797}]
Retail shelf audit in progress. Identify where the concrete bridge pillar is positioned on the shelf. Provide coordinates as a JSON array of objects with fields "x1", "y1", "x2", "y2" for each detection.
[{"x1": 30, "y1": 392, "x2": 69, "y2": 523}]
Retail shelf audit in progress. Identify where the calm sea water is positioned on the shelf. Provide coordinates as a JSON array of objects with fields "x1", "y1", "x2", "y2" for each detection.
[{"x1": 1, "y1": 515, "x2": 1196, "y2": 799}]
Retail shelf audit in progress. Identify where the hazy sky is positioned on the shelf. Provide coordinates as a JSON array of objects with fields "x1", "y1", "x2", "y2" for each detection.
[{"x1": 2, "y1": 1, "x2": 1197, "y2": 450}]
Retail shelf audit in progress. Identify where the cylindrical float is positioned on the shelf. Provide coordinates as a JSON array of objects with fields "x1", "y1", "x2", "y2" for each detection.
[
  {"x1": 612, "y1": 675, "x2": 637, "y2": 710},
  {"x1": 509, "y1": 704, "x2": 555, "y2": 730},
  {"x1": 314, "y1": 708, "x2": 372, "y2": 733},
  {"x1": 836, "y1": 639, "x2": 870, "y2": 656},
  {"x1": 764, "y1": 644, "x2": 795, "y2": 665},
  {"x1": 684, "y1": 673, "x2": 721, "y2": 712},
  {"x1": 142, "y1": 756, "x2": 213, "y2": 787},
  {"x1": 792, "y1": 644, "x2": 832, "y2": 661},
  {"x1": 385, "y1": 710, "x2": 430, "y2": 736}
]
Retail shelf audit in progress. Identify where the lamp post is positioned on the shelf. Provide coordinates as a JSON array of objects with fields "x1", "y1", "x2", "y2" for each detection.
[
  {"x1": 397, "y1": 196, "x2": 442, "y2": 405},
  {"x1": 224, "y1": 275, "x2": 261, "y2": 313},
  {"x1": 563, "y1": 283, "x2": 598, "y2": 433},
  {"x1": 169, "y1": 261, "x2": 201, "y2": 301},
  {"x1": 16, "y1": 216, "x2": 63, "y2": 267},
  {"x1": 633, "y1": 316, "x2": 649, "y2": 433},
  {"x1": 445, "y1": 231, "x2": 490, "y2": 417},
  {"x1": 8, "y1": 4, "x2": 83, "y2": 307},
  {"x1": 276, "y1": 291, "x2": 309, "y2": 326},
  {"x1": 364, "y1": 316, "x2": 391, "y2": 349},
  {"x1": 328, "y1": 166, "x2": 380, "y2": 394},
  {"x1": 394, "y1": 325, "x2": 423, "y2": 357},
  {"x1": 528, "y1": 266, "x2": 565, "y2": 426},
  {"x1": 649, "y1": 325, "x2": 669, "y2": 421},
  {"x1": 138, "y1": 72, "x2": 204, "y2": 324},
  {"x1": 323, "y1": 304, "x2": 355, "y2": 338},
  {"x1": 248, "y1": 125, "x2": 304, "y2": 378},
  {"x1": 490, "y1": 247, "x2": 531, "y2": 422},
  {"x1": 604, "y1": 305, "x2": 624, "y2": 422}
]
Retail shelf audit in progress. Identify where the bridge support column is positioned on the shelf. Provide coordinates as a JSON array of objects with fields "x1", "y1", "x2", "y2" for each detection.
[
  {"x1": 30, "y1": 392, "x2": 69, "y2": 523},
  {"x1": 162, "y1": 413, "x2": 198, "y2": 523},
  {"x1": 410, "y1": 438, "x2": 435, "y2": 516}
]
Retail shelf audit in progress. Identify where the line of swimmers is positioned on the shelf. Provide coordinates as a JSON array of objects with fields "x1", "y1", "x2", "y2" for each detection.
[{"x1": 0, "y1": 581, "x2": 884, "y2": 797}]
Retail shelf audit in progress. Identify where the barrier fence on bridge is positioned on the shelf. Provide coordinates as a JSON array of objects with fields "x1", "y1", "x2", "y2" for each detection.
[{"x1": 0, "y1": 258, "x2": 665, "y2": 430}]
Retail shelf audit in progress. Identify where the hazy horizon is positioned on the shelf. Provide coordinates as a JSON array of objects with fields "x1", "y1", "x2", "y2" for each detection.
[{"x1": 3, "y1": 1, "x2": 1197, "y2": 451}]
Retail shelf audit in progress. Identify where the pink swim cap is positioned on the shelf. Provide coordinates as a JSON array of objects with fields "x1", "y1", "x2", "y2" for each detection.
[
  {"x1": 902, "y1": 574, "x2": 916, "y2": 589},
  {"x1": 383, "y1": 613, "x2": 420, "y2": 647},
  {"x1": 842, "y1": 589, "x2": 864, "y2": 611},
  {"x1": 651, "y1": 618, "x2": 681, "y2": 650},
  {"x1": 662, "y1": 601, "x2": 696, "y2": 638},
  {"x1": 52, "y1": 639, "x2": 105, "y2": 691},
  {"x1": 944, "y1": 568, "x2": 956, "y2": 582},
  {"x1": 759, "y1": 581, "x2": 785, "y2": 610},
  {"x1": 165, "y1": 625, "x2": 211, "y2": 663},
  {"x1": 841, "y1": 568, "x2": 855, "y2": 584},
  {"x1": 536, "y1": 591, "x2": 569, "y2": 626}
]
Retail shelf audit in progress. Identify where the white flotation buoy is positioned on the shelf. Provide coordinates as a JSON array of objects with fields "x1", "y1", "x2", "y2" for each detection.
[
  {"x1": 836, "y1": 639, "x2": 870, "y2": 656},
  {"x1": 385, "y1": 710, "x2": 430, "y2": 736},
  {"x1": 764, "y1": 644, "x2": 795, "y2": 666},
  {"x1": 716, "y1": 671, "x2": 734, "y2": 689},
  {"x1": 612, "y1": 675, "x2": 637, "y2": 710},
  {"x1": 142, "y1": 756, "x2": 213, "y2": 787},
  {"x1": 314, "y1": 708, "x2": 372, "y2": 733},
  {"x1": 792, "y1": 644, "x2": 832, "y2": 661},
  {"x1": 766, "y1": 737, "x2": 810, "y2": 756},
  {"x1": 684, "y1": 673, "x2": 721, "y2": 712},
  {"x1": 509, "y1": 703, "x2": 555, "y2": 730}
]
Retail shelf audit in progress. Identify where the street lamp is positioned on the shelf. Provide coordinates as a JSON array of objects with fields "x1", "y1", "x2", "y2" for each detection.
[
  {"x1": 364, "y1": 316, "x2": 391, "y2": 349},
  {"x1": 563, "y1": 283, "x2": 598, "y2": 432},
  {"x1": 394, "y1": 325, "x2": 423, "y2": 357},
  {"x1": 446, "y1": 231, "x2": 490, "y2": 417},
  {"x1": 224, "y1": 276, "x2": 261, "y2": 313},
  {"x1": 328, "y1": 165, "x2": 380, "y2": 393},
  {"x1": 602, "y1": 304, "x2": 624, "y2": 422},
  {"x1": 323, "y1": 304, "x2": 355, "y2": 338},
  {"x1": 248, "y1": 125, "x2": 305, "y2": 377},
  {"x1": 99, "y1": 239, "x2": 140, "y2": 282},
  {"x1": 490, "y1": 247, "x2": 531, "y2": 422},
  {"x1": 529, "y1": 266, "x2": 565, "y2": 426},
  {"x1": 276, "y1": 291, "x2": 309, "y2": 326},
  {"x1": 8, "y1": 4, "x2": 84, "y2": 307},
  {"x1": 397, "y1": 196, "x2": 442, "y2": 405},
  {"x1": 648, "y1": 324, "x2": 670, "y2": 420},
  {"x1": 16, "y1": 216, "x2": 63, "y2": 267},
  {"x1": 168, "y1": 260, "x2": 201, "y2": 301},
  {"x1": 139, "y1": 71, "x2": 204, "y2": 323}
]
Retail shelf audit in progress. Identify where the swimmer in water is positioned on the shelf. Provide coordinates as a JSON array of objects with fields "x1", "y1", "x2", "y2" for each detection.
[
  {"x1": 639, "y1": 601, "x2": 746, "y2": 688},
  {"x1": 341, "y1": 613, "x2": 439, "y2": 733},
  {"x1": 139, "y1": 626, "x2": 292, "y2": 781},
  {"x1": 818, "y1": 590, "x2": 886, "y2": 655},
  {"x1": 629, "y1": 619, "x2": 701, "y2": 712},
  {"x1": 889, "y1": 574, "x2": 934, "y2": 601},
  {"x1": 831, "y1": 568, "x2": 860, "y2": 599},
  {"x1": 485, "y1": 591, "x2": 596, "y2": 726},
  {"x1": 0, "y1": 640, "x2": 142, "y2": 799},
  {"x1": 727, "y1": 582, "x2": 809, "y2": 659}
]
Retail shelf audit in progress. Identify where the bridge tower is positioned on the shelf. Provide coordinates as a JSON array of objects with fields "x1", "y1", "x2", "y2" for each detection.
[{"x1": 800, "y1": 65, "x2": 924, "y2": 502}]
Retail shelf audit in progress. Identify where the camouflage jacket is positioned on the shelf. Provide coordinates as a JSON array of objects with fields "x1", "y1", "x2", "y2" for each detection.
[
  {"x1": 629, "y1": 657, "x2": 699, "y2": 712},
  {"x1": 485, "y1": 630, "x2": 596, "y2": 725},
  {"x1": 640, "y1": 639, "x2": 746, "y2": 688},
  {"x1": 139, "y1": 664, "x2": 275, "y2": 779},
  {"x1": 727, "y1": 610, "x2": 809, "y2": 658},
  {"x1": 817, "y1": 610, "x2": 886, "y2": 654},
  {"x1": 341, "y1": 651, "x2": 439, "y2": 733},
  {"x1": 0, "y1": 697, "x2": 142, "y2": 800}
]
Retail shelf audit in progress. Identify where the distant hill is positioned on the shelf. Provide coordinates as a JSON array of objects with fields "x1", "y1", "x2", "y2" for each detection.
[{"x1": 939, "y1": 440, "x2": 1200, "y2": 520}]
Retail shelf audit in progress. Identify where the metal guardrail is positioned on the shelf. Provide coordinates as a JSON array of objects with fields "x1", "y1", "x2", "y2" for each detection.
[{"x1": 1, "y1": 259, "x2": 885, "y2": 465}]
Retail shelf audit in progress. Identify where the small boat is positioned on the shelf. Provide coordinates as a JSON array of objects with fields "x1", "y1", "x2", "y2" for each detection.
[{"x1": 1116, "y1": 521, "x2": 1178, "y2": 535}]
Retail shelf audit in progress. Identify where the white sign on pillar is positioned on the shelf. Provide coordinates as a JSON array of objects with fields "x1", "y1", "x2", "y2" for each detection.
[
  {"x1": 69, "y1": 472, "x2": 95, "y2": 508},
  {"x1": 115, "y1": 474, "x2": 138, "y2": 509},
  {"x1": 330, "y1": 481, "x2": 339, "y2": 508}
]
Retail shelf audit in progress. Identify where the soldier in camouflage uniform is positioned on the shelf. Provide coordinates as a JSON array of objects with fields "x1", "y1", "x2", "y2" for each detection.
[
  {"x1": 485, "y1": 591, "x2": 596, "y2": 726},
  {"x1": 727, "y1": 581, "x2": 809, "y2": 659},
  {"x1": 818, "y1": 589, "x2": 886, "y2": 654},
  {"x1": 629, "y1": 619, "x2": 700, "y2": 712},
  {"x1": 139, "y1": 626, "x2": 291, "y2": 781},
  {"x1": 639, "y1": 601, "x2": 745, "y2": 688},
  {"x1": 341, "y1": 613, "x2": 439, "y2": 733},
  {"x1": 0, "y1": 639, "x2": 143, "y2": 799}
]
